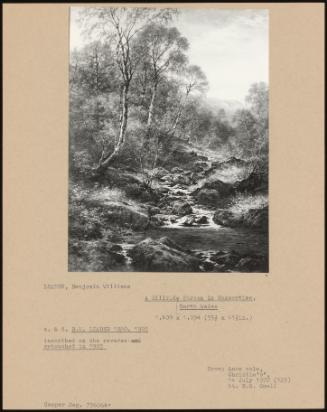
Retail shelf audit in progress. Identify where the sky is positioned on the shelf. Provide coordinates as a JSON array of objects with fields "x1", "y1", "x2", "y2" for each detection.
[{"x1": 70, "y1": 7, "x2": 268, "y2": 103}]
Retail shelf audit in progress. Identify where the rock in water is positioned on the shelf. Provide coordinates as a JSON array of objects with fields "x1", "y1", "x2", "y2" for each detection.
[
  {"x1": 194, "y1": 215, "x2": 209, "y2": 224},
  {"x1": 182, "y1": 215, "x2": 208, "y2": 226},
  {"x1": 182, "y1": 215, "x2": 196, "y2": 226},
  {"x1": 129, "y1": 237, "x2": 200, "y2": 272}
]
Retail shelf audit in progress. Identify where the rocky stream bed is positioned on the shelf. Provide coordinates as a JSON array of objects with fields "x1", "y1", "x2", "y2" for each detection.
[{"x1": 69, "y1": 147, "x2": 268, "y2": 273}]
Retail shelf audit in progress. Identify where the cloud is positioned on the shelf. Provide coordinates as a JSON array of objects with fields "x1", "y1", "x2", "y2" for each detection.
[{"x1": 175, "y1": 9, "x2": 269, "y2": 101}]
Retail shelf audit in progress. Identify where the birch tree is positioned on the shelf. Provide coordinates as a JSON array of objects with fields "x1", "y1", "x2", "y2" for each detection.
[
  {"x1": 171, "y1": 64, "x2": 208, "y2": 134},
  {"x1": 78, "y1": 7, "x2": 176, "y2": 172},
  {"x1": 137, "y1": 23, "x2": 188, "y2": 170}
]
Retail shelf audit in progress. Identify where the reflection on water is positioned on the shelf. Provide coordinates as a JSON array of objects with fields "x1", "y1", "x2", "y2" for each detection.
[{"x1": 124, "y1": 226, "x2": 268, "y2": 257}]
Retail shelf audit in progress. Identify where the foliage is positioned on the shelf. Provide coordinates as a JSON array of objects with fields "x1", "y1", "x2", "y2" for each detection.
[
  {"x1": 69, "y1": 7, "x2": 268, "y2": 191},
  {"x1": 229, "y1": 193, "x2": 268, "y2": 214},
  {"x1": 69, "y1": 8, "x2": 269, "y2": 271}
]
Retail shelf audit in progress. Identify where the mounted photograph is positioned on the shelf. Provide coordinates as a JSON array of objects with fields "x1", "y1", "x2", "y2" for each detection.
[{"x1": 69, "y1": 6, "x2": 269, "y2": 272}]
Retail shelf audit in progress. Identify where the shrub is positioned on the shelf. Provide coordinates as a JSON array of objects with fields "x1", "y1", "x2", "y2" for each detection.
[
  {"x1": 69, "y1": 150, "x2": 94, "y2": 180},
  {"x1": 69, "y1": 202, "x2": 104, "y2": 240},
  {"x1": 229, "y1": 193, "x2": 268, "y2": 215}
]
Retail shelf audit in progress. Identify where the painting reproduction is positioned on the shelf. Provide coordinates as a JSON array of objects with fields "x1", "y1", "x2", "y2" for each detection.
[{"x1": 69, "y1": 7, "x2": 269, "y2": 272}]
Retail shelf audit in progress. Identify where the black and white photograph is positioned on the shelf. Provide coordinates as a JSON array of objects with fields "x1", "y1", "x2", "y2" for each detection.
[{"x1": 69, "y1": 6, "x2": 269, "y2": 272}]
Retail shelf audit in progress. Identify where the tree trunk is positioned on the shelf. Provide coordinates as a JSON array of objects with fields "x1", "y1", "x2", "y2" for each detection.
[
  {"x1": 147, "y1": 81, "x2": 157, "y2": 128},
  {"x1": 171, "y1": 90, "x2": 190, "y2": 133},
  {"x1": 171, "y1": 108, "x2": 182, "y2": 132},
  {"x1": 152, "y1": 135, "x2": 160, "y2": 169},
  {"x1": 139, "y1": 80, "x2": 158, "y2": 170},
  {"x1": 96, "y1": 81, "x2": 130, "y2": 172}
]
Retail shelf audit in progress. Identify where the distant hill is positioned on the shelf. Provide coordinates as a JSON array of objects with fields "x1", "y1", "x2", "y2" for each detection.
[{"x1": 205, "y1": 97, "x2": 244, "y2": 120}]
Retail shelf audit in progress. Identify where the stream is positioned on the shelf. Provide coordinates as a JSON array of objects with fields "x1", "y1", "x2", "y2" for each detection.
[
  {"x1": 118, "y1": 225, "x2": 267, "y2": 272},
  {"x1": 115, "y1": 151, "x2": 268, "y2": 271}
]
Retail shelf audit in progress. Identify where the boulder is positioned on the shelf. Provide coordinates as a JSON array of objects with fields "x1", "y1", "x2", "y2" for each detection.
[
  {"x1": 194, "y1": 187, "x2": 232, "y2": 207},
  {"x1": 194, "y1": 215, "x2": 209, "y2": 224},
  {"x1": 172, "y1": 174, "x2": 192, "y2": 185},
  {"x1": 194, "y1": 189, "x2": 219, "y2": 206},
  {"x1": 148, "y1": 206, "x2": 161, "y2": 216},
  {"x1": 193, "y1": 164, "x2": 205, "y2": 173},
  {"x1": 196, "y1": 155, "x2": 208, "y2": 162},
  {"x1": 182, "y1": 215, "x2": 196, "y2": 226},
  {"x1": 150, "y1": 214, "x2": 170, "y2": 227},
  {"x1": 182, "y1": 214, "x2": 208, "y2": 226},
  {"x1": 171, "y1": 166, "x2": 184, "y2": 173},
  {"x1": 174, "y1": 190, "x2": 187, "y2": 196},
  {"x1": 129, "y1": 237, "x2": 200, "y2": 272},
  {"x1": 213, "y1": 206, "x2": 268, "y2": 231},
  {"x1": 192, "y1": 179, "x2": 234, "y2": 203},
  {"x1": 243, "y1": 206, "x2": 268, "y2": 231},
  {"x1": 210, "y1": 250, "x2": 241, "y2": 267},
  {"x1": 194, "y1": 160, "x2": 209, "y2": 168},
  {"x1": 161, "y1": 175, "x2": 173, "y2": 183},
  {"x1": 213, "y1": 209, "x2": 242, "y2": 227},
  {"x1": 107, "y1": 250, "x2": 125, "y2": 264},
  {"x1": 157, "y1": 186, "x2": 169, "y2": 194},
  {"x1": 151, "y1": 167, "x2": 169, "y2": 179},
  {"x1": 171, "y1": 201, "x2": 193, "y2": 216},
  {"x1": 201, "y1": 179, "x2": 234, "y2": 195},
  {"x1": 109, "y1": 244, "x2": 123, "y2": 253},
  {"x1": 99, "y1": 242, "x2": 126, "y2": 267},
  {"x1": 101, "y1": 203, "x2": 149, "y2": 231}
]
